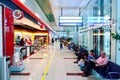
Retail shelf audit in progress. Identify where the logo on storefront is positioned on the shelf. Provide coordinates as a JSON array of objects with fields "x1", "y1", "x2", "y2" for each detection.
[{"x1": 13, "y1": 10, "x2": 24, "y2": 20}]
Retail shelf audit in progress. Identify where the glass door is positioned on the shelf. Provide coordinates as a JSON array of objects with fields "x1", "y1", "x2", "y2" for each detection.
[{"x1": 93, "y1": 28, "x2": 110, "y2": 58}]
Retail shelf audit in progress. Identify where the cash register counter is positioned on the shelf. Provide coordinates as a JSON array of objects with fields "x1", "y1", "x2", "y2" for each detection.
[{"x1": 14, "y1": 45, "x2": 34, "y2": 58}]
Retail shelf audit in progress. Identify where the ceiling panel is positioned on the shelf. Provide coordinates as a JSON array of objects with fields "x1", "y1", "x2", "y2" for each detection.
[
  {"x1": 36, "y1": 0, "x2": 55, "y2": 22},
  {"x1": 49, "y1": 0, "x2": 91, "y2": 27},
  {"x1": 58, "y1": 0, "x2": 83, "y2": 8},
  {"x1": 61, "y1": 8, "x2": 80, "y2": 16}
]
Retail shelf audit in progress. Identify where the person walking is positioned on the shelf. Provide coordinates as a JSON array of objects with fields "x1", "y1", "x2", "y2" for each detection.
[
  {"x1": 51, "y1": 38, "x2": 54, "y2": 45},
  {"x1": 60, "y1": 41, "x2": 63, "y2": 49}
]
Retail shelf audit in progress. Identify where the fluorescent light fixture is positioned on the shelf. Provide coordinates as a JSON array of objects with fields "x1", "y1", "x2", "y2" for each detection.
[
  {"x1": 88, "y1": 17, "x2": 106, "y2": 20},
  {"x1": 88, "y1": 20, "x2": 106, "y2": 22},
  {"x1": 88, "y1": 16, "x2": 110, "y2": 20},
  {"x1": 59, "y1": 22, "x2": 83, "y2": 26},
  {"x1": 59, "y1": 16, "x2": 83, "y2": 26},
  {"x1": 87, "y1": 16, "x2": 110, "y2": 24},
  {"x1": 59, "y1": 20, "x2": 82, "y2": 22},
  {"x1": 59, "y1": 17, "x2": 82, "y2": 20}
]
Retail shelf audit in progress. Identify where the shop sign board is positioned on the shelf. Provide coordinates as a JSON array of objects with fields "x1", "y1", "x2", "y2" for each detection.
[{"x1": 13, "y1": 9, "x2": 24, "y2": 20}]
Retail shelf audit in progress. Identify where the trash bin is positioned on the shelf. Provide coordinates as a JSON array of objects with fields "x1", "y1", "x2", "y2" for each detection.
[
  {"x1": 0, "y1": 56, "x2": 10, "y2": 80},
  {"x1": 6, "y1": 56, "x2": 10, "y2": 80}
]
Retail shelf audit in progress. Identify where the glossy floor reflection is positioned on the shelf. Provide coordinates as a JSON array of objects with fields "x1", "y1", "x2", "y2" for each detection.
[{"x1": 10, "y1": 42, "x2": 96, "y2": 80}]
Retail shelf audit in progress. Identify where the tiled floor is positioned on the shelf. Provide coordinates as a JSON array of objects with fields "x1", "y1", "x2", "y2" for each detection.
[{"x1": 10, "y1": 42, "x2": 96, "y2": 80}]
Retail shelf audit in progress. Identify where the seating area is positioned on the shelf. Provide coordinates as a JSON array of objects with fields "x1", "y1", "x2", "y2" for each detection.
[
  {"x1": 92, "y1": 61, "x2": 120, "y2": 79},
  {"x1": 68, "y1": 43, "x2": 120, "y2": 79}
]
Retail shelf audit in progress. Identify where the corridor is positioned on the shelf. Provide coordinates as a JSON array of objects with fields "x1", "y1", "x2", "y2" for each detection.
[{"x1": 10, "y1": 42, "x2": 95, "y2": 80}]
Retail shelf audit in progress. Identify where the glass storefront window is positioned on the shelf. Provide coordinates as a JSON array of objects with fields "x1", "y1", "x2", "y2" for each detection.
[
  {"x1": 104, "y1": 29, "x2": 111, "y2": 58},
  {"x1": 93, "y1": 28, "x2": 110, "y2": 57},
  {"x1": 78, "y1": 0, "x2": 111, "y2": 58}
]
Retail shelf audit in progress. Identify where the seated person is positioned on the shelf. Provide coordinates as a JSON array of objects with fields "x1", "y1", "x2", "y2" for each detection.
[
  {"x1": 87, "y1": 50, "x2": 97, "y2": 60},
  {"x1": 78, "y1": 56, "x2": 87, "y2": 70},
  {"x1": 82, "y1": 51, "x2": 108, "y2": 77},
  {"x1": 74, "y1": 51, "x2": 89, "y2": 64},
  {"x1": 74, "y1": 45, "x2": 84, "y2": 63},
  {"x1": 74, "y1": 46, "x2": 80, "y2": 56},
  {"x1": 78, "y1": 50, "x2": 97, "y2": 69}
]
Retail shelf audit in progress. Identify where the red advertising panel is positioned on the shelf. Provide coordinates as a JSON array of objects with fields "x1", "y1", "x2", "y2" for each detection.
[{"x1": 5, "y1": 7, "x2": 14, "y2": 64}]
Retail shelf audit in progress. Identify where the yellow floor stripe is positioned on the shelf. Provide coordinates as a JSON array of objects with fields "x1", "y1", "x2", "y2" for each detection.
[{"x1": 41, "y1": 50, "x2": 55, "y2": 80}]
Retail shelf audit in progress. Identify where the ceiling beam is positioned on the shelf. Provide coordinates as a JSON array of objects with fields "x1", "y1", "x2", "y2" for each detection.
[{"x1": 11, "y1": 0, "x2": 55, "y2": 34}]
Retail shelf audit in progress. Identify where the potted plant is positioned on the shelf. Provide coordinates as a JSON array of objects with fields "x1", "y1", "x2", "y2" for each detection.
[{"x1": 111, "y1": 32, "x2": 120, "y2": 50}]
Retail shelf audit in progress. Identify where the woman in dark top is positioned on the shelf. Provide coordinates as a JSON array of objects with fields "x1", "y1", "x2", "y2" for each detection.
[{"x1": 19, "y1": 38, "x2": 25, "y2": 46}]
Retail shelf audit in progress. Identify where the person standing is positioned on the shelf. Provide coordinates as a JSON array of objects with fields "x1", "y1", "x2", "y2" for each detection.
[
  {"x1": 60, "y1": 41, "x2": 63, "y2": 49},
  {"x1": 19, "y1": 38, "x2": 25, "y2": 46},
  {"x1": 51, "y1": 38, "x2": 54, "y2": 45}
]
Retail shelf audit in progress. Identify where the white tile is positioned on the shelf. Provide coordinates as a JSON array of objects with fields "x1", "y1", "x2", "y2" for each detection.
[{"x1": 10, "y1": 42, "x2": 95, "y2": 80}]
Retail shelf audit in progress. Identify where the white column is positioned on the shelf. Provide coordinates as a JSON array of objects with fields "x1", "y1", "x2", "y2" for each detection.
[
  {"x1": 116, "y1": 0, "x2": 120, "y2": 65},
  {"x1": 88, "y1": 30, "x2": 93, "y2": 51},
  {"x1": 110, "y1": 0, "x2": 117, "y2": 62},
  {"x1": 88, "y1": 31, "x2": 90, "y2": 51}
]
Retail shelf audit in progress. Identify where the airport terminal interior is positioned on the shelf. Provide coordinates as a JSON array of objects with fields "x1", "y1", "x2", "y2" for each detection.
[{"x1": 0, "y1": 0, "x2": 120, "y2": 80}]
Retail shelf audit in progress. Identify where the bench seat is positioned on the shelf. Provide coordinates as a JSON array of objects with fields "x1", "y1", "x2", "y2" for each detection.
[{"x1": 92, "y1": 61, "x2": 120, "y2": 79}]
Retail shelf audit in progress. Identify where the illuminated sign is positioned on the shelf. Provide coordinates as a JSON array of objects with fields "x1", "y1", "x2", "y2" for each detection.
[
  {"x1": 59, "y1": 17, "x2": 83, "y2": 26},
  {"x1": 87, "y1": 16, "x2": 110, "y2": 26},
  {"x1": 13, "y1": 10, "x2": 24, "y2": 20}
]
